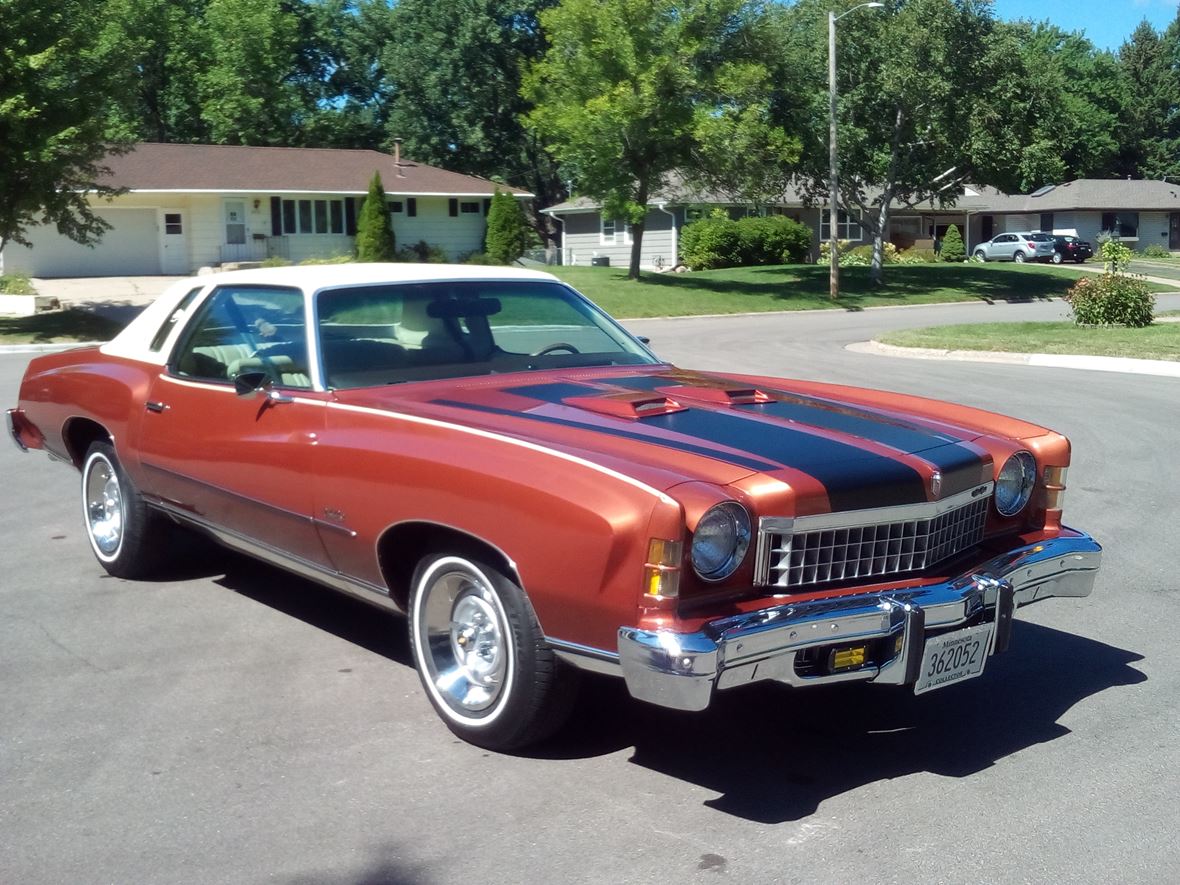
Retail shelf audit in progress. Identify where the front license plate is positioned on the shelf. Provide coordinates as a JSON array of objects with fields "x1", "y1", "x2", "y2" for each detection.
[{"x1": 913, "y1": 623, "x2": 993, "y2": 695}]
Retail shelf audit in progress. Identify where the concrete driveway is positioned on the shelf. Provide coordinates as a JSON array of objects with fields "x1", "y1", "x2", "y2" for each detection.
[{"x1": 31, "y1": 275, "x2": 186, "y2": 307}]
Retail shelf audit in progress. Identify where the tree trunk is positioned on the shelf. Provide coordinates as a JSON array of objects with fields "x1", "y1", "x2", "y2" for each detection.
[
  {"x1": 628, "y1": 177, "x2": 650, "y2": 280},
  {"x1": 868, "y1": 107, "x2": 906, "y2": 287}
]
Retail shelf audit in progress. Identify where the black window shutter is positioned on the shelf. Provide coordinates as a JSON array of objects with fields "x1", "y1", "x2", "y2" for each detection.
[
  {"x1": 270, "y1": 197, "x2": 282, "y2": 236},
  {"x1": 449, "y1": 198, "x2": 458, "y2": 217},
  {"x1": 407, "y1": 198, "x2": 417, "y2": 217},
  {"x1": 483, "y1": 198, "x2": 492, "y2": 216},
  {"x1": 344, "y1": 197, "x2": 357, "y2": 236}
]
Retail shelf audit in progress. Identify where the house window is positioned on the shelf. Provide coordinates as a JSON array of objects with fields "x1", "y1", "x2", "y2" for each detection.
[
  {"x1": 460, "y1": 201, "x2": 480, "y2": 214},
  {"x1": 1039, "y1": 213, "x2": 1054, "y2": 233},
  {"x1": 600, "y1": 216, "x2": 631, "y2": 245},
  {"x1": 281, "y1": 198, "x2": 348, "y2": 235},
  {"x1": 1101, "y1": 212, "x2": 1138, "y2": 238},
  {"x1": 821, "y1": 209, "x2": 862, "y2": 241},
  {"x1": 388, "y1": 200, "x2": 404, "y2": 214},
  {"x1": 164, "y1": 213, "x2": 183, "y2": 235}
]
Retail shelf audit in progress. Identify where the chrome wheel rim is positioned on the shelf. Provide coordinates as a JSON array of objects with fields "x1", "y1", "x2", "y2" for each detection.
[
  {"x1": 414, "y1": 560, "x2": 511, "y2": 720},
  {"x1": 85, "y1": 456, "x2": 124, "y2": 557}
]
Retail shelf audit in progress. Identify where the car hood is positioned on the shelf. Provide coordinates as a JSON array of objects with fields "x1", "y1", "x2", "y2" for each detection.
[{"x1": 336, "y1": 366, "x2": 994, "y2": 512}]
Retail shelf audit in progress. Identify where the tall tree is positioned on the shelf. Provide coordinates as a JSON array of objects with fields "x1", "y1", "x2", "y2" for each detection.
[
  {"x1": 382, "y1": 0, "x2": 563, "y2": 236},
  {"x1": 0, "y1": 0, "x2": 134, "y2": 253},
  {"x1": 355, "y1": 171, "x2": 396, "y2": 261},
  {"x1": 525, "y1": 0, "x2": 781, "y2": 278},
  {"x1": 784, "y1": 0, "x2": 996, "y2": 286},
  {"x1": 1117, "y1": 21, "x2": 1168, "y2": 178}
]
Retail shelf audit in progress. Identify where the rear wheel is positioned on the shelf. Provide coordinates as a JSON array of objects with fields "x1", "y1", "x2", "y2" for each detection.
[
  {"x1": 1013, "y1": 251, "x2": 1026, "y2": 263},
  {"x1": 409, "y1": 553, "x2": 576, "y2": 751},
  {"x1": 1052, "y1": 252, "x2": 1063, "y2": 264},
  {"x1": 81, "y1": 442, "x2": 168, "y2": 578}
]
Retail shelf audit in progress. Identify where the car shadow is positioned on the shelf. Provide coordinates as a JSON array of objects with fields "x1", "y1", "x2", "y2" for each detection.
[{"x1": 204, "y1": 555, "x2": 1144, "y2": 824}]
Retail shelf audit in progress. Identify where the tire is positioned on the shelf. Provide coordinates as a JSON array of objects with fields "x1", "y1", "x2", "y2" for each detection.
[
  {"x1": 1052, "y1": 252, "x2": 1063, "y2": 264},
  {"x1": 409, "y1": 553, "x2": 577, "y2": 751},
  {"x1": 81, "y1": 441, "x2": 168, "y2": 579},
  {"x1": 973, "y1": 250, "x2": 986, "y2": 262},
  {"x1": 1013, "y1": 251, "x2": 1026, "y2": 263}
]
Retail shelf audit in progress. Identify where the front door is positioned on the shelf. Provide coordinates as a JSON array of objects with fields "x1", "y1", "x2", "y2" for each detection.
[
  {"x1": 137, "y1": 283, "x2": 331, "y2": 568},
  {"x1": 159, "y1": 209, "x2": 188, "y2": 274},
  {"x1": 1170, "y1": 213, "x2": 1180, "y2": 251}
]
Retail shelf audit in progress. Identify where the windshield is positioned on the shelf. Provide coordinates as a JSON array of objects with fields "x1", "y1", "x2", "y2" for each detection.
[{"x1": 315, "y1": 279, "x2": 658, "y2": 388}]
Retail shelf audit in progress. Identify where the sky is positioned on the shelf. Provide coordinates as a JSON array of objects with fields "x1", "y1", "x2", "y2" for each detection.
[{"x1": 990, "y1": 0, "x2": 1177, "y2": 51}]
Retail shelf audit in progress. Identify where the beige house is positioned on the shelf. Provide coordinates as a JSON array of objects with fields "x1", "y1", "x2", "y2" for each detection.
[{"x1": 1, "y1": 143, "x2": 531, "y2": 277}]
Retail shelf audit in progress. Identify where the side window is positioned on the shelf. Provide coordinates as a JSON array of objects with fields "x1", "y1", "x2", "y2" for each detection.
[
  {"x1": 149, "y1": 286, "x2": 204, "y2": 353},
  {"x1": 172, "y1": 285, "x2": 310, "y2": 388}
]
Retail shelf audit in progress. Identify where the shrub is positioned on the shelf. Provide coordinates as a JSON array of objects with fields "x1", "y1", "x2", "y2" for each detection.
[
  {"x1": 680, "y1": 215, "x2": 743, "y2": 269},
  {"x1": 484, "y1": 190, "x2": 533, "y2": 264},
  {"x1": 822, "y1": 241, "x2": 898, "y2": 266},
  {"x1": 734, "y1": 215, "x2": 811, "y2": 265},
  {"x1": 1065, "y1": 273, "x2": 1155, "y2": 327},
  {"x1": 395, "y1": 240, "x2": 448, "y2": 263},
  {"x1": 1100, "y1": 240, "x2": 1133, "y2": 273},
  {"x1": 817, "y1": 239, "x2": 855, "y2": 265},
  {"x1": 0, "y1": 272, "x2": 36, "y2": 295},
  {"x1": 355, "y1": 171, "x2": 396, "y2": 262},
  {"x1": 897, "y1": 247, "x2": 937, "y2": 264},
  {"x1": 940, "y1": 224, "x2": 966, "y2": 262},
  {"x1": 1139, "y1": 242, "x2": 1171, "y2": 259},
  {"x1": 299, "y1": 254, "x2": 353, "y2": 265},
  {"x1": 260, "y1": 255, "x2": 292, "y2": 268}
]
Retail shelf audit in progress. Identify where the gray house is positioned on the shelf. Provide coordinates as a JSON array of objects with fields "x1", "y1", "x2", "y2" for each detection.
[{"x1": 543, "y1": 178, "x2": 1180, "y2": 269}]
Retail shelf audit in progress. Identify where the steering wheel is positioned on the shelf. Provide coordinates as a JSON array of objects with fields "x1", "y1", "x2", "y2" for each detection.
[{"x1": 531, "y1": 342, "x2": 581, "y2": 356}]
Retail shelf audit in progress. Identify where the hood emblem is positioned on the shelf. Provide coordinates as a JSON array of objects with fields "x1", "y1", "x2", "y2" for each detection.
[{"x1": 930, "y1": 471, "x2": 942, "y2": 498}]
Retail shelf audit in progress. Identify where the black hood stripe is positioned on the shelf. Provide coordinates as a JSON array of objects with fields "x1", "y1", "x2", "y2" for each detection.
[
  {"x1": 640, "y1": 409, "x2": 927, "y2": 509},
  {"x1": 431, "y1": 399, "x2": 783, "y2": 473}
]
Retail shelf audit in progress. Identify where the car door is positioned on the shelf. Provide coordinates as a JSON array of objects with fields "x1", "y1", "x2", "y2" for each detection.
[
  {"x1": 993, "y1": 234, "x2": 1016, "y2": 260},
  {"x1": 136, "y1": 283, "x2": 333, "y2": 568}
]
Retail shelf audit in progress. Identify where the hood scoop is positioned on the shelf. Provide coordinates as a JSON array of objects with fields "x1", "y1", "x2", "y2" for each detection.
[
  {"x1": 561, "y1": 391, "x2": 687, "y2": 420},
  {"x1": 656, "y1": 385, "x2": 772, "y2": 406}
]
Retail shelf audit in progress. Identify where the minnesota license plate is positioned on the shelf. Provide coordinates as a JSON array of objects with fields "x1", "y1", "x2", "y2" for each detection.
[{"x1": 913, "y1": 623, "x2": 993, "y2": 695}]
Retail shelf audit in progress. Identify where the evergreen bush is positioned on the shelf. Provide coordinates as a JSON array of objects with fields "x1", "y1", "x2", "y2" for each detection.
[
  {"x1": 355, "y1": 171, "x2": 396, "y2": 262},
  {"x1": 940, "y1": 224, "x2": 966, "y2": 262},
  {"x1": 484, "y1": 190, "x2": 532, "y2": 264}
]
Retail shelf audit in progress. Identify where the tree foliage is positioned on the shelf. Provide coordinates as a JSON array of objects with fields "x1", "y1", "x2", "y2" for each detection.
[
  {"x1": 0, "y1": 0, "x2": 134, "y2": 252},
  {"x1": 484, "y1": 191, "x2": 532, "y2": 264},
  {"x1": 354, "y1": 172, "x2": 395, "y2": 261},
  {"x1": 524, "y1": 0, "x2": 787, "y2": 279}
]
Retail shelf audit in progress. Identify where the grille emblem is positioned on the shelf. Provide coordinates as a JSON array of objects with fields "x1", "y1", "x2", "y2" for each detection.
[{"x1": 930, "y1": 471, "x2": 942, "y2": 498}]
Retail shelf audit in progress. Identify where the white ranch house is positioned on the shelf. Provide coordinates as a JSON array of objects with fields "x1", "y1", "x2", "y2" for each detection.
[
  {"x1": 1, "y1": 143, "x2": 531, "y2": 278},
  {"x1": 542, "y1": 179, "x2": 1180, "y2": 269}
]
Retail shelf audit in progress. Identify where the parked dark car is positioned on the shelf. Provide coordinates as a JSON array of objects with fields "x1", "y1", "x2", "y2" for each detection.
[{"x1": 1051, "y1": 235, "x2": 1093, "y2": 264}]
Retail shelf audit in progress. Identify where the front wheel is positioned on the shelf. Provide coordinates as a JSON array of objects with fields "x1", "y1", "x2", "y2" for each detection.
[
  {"x1": 81, "y1": 442, "x2": 168, "y2": 578},
  {"x1": 1013, "y1": 251, "x2": 1026, "y2": 263},
  {"x1": 409, "y1": 553, "x2": 576, "y2": 751},
  {"x1": 973, "y1": 250, "x2": 987, "y2": 262}
]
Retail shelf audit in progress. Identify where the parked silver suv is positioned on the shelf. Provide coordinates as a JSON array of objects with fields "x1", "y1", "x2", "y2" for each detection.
[{"x1": 972, "y1": 232, "x2": 1056, "y2": 263}]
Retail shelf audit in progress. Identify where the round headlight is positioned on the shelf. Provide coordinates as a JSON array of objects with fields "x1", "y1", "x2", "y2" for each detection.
[
  {"x1": 691, "y1": 502, "x2": 751, "y2": 581},
  {"x1": 995, "y1": 451, "x2": 1037, "y2": 516}
]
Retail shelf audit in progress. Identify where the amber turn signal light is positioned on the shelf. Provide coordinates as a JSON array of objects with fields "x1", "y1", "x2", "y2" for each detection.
[{"x1": 644, "y1": 538, "x2": 683, "y2": 599}]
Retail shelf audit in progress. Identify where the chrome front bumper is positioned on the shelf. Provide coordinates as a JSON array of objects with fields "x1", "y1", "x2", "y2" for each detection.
[{"x1": 617, "y1": 529, "x2": 1102, "y2": 712}]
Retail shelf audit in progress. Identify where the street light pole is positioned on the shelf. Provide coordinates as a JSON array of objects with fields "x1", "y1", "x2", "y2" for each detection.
[{"x1": 828, "y1": 2, "x2": 884, "y2": 301}]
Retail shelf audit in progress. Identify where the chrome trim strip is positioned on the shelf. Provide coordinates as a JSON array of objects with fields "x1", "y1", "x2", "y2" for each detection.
[
  {"x1": 141, "y1": 462, "x2": 324, "y2": 528},
  {"x1": 6, "y1": 409, "x2": 28, "y2": 453},
  {"x1": 759, "y1": 482, "x2": 994, "y2": 535},
  {"x1": 547, "y1": 638, "x2": 623, "y2": 676},
  {"x1": 617, "y1": 529, "x2": 1101, "y2": 712},
  {"x1": 151, "y1": 502, "x2": 402, "y2": 614}
]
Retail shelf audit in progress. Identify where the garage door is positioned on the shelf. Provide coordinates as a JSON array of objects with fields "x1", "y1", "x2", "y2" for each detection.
[{"x1": 6, "y1": 209, "x2": 161, "y2": 277}]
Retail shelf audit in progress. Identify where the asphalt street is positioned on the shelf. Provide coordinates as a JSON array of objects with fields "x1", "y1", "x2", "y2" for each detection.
[{"x1": 3, "y1": 294, "x2": 1178, "y2": 884}]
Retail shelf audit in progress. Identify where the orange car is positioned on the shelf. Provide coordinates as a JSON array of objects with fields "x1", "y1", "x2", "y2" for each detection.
[{"x1": 8, "y1": 265, "x2": 1101, "y2": 750}]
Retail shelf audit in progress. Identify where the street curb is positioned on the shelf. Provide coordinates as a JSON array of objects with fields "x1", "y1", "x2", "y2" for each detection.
[{"x1": 850, "y1": 340, "x2": 1180, "y2": 378}]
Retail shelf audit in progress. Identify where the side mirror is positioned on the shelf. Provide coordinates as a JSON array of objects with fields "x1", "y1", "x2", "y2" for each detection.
[
  {"x1": 234, "y1": 371, "x2": 293, "y2": 404},
  {"x1": 636, "y1": 335, "x2": 651, "y2": 345}
]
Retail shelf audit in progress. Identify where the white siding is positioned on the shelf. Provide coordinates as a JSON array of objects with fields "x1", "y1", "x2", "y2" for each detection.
[
  {"x1": 2, "y1": 207, "x2": 162, "y2": 276},
  {"x1": 389, "y1": 195, "x2": 489, "y2": 260},
  {"x1": 559, "y1": 209, "x2": 676, "y2": 269}
]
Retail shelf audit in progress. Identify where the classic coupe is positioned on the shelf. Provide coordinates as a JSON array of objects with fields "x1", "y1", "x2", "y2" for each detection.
[{"x1": 8, "y1": 264, "x2": 1102, "y2": 750}]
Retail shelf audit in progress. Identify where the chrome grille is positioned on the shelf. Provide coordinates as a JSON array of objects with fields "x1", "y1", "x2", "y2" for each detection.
[{"x1": 757, "y1": 484, "x2": 992, "y2": 590}]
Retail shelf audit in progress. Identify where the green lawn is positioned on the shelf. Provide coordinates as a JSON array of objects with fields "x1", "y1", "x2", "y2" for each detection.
[
  {"x1": 880, "y1": 321, "x2": 1180, "y2": 362},
  {"x1": 549, "y1": 262, "x2": 1109, "y2": 318}
]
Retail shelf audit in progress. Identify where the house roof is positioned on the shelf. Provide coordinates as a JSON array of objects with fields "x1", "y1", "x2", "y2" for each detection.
[
  {"x1": 544, "y1": 178, "x2": 1180, "y2": 215},
  {"x1": 99, "y1": 143, "x2": 532, "y2": 198}
]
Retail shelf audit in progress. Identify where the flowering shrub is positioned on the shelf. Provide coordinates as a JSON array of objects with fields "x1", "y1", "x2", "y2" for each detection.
[
  {"x1": 1100, "y1": 240, "x2": 1134, "y2": 273},
  {"x1": 897, "y1": 247, "x2": 937, "y2": 264},
  {"x1": 819, "y1": 241, "x2": 898, "y2": 266},
  {"x1": 1065, "y1": 273, "x2": 1155, "y2": 327}
]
